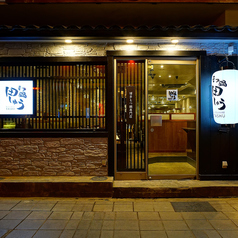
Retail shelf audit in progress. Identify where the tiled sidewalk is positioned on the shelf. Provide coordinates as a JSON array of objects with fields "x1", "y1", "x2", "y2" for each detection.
[{"x1": 1, "y1": 198, "x2": 238, "y2": 238}]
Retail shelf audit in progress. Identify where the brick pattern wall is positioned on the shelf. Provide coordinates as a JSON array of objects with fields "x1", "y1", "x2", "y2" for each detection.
[{"x1": 0, "y1": 138, "x2": 108, "y2": 176}]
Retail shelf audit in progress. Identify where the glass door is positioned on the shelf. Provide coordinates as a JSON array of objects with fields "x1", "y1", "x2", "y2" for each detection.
[
  {"x1": 114, "y1": 60, "x2": 147, "y2": 180},
  {"x1": 147, "y1": 60, "x2": 197, "y2": 179}
]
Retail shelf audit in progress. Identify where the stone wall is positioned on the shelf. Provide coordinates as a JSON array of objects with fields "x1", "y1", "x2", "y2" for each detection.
[
  {"x1": 0, "y1": 42, "x2": 237, "y2": 57},
  {"x1": 0, "y1": 137, "x2": 108, "y2": 176}
]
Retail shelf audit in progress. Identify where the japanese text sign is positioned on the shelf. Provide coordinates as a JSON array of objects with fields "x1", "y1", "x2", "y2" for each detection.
[
  {"x1": 0, "y1": 80, "x2": 33, "y2": 115},
  {"x1": 212, "y1": 70, "x2": 238, "y2": 124},
  {"x1": 166, "y1": 89, "x2": 178, "y2": 101},
  {"x1": 126, "y1": 86, "x2": 135, "y2": 125}
]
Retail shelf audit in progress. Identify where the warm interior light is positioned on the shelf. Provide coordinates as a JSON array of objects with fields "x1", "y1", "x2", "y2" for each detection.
[
  {"x1": 126, "y1": 39, "x2": 134, "y2": 43},
  {"x1": 171, "y1": 39, "x2": 179, "y2": 44},
  {"x1": 65, "y1": 39, "x2": 72, "y2": 43}
]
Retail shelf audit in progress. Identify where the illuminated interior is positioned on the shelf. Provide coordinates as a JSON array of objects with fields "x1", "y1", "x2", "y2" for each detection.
[{"x1": 148, "y1": 60, "x2": 197, "y2": 177}]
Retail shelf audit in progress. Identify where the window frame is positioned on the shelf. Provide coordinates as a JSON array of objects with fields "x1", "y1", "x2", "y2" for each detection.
[{"x1": 0, "y1": 57, "x2": 108, "y2": 138}]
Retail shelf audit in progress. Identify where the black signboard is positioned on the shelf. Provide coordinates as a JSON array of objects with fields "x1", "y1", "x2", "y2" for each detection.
[{"x1": 126, "y1": 86, "x2": 135, "y2": 125}]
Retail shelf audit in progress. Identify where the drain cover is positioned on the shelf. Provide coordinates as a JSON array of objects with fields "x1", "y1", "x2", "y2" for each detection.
[
  {"x1": 91, "y1": 176, "x2": 108, "y2": 181},
  {"x1": 171, "y1": 202, "x2": 217, "y2": 212}
]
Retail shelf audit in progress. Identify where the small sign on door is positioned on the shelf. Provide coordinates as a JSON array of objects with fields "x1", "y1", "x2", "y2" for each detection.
[
  {"x1": 166, "y1": 89, "x2": 178, "y2": 101},
  {"x1": 126, "y1": 86, "x2": 135, "y2": 125}
]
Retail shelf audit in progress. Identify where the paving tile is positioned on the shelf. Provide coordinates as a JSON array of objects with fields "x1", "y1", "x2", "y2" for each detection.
[
  {"x1": 0, "y1": 200, "x2": 20, "y2": 204},
  {"x1": 86, "y1": 229, "x2": 101, "y2": 238},
  {"x1": 52, "y1": 203, "x2": 75, "y2": 211},
  {"x1": 64, "y1": 220, "x2": 80, "y2": 229},
  {"x1": 113, "y1": 230, "x2": 140, "y2": 238},
  {"x1": 202, "y1": 212, "x2": 229, "y2": 220},
  {"x1": 40, "y1": 219, "x2": 68, "y2": 230},
  {"x1": 171, "y1": 202, "x2": 216, "y2": 212},
  {"x1": 16, "y1": 219, "x2": 45, "y2": 230},
  {"x1": 181, "y1": 212, "x2": 206, "y2": 220},
  {"x1": 82, "y1": 212, "x2": 94, "y2": 220},
  {"x1": 185, "y1": 220, "x2": 214, "y2": 230},
  {"x1": 31, "y1": 203, "x2": 55, "y2": 211},
  {"x1": 73, "y1": 229, "x2": 87, "y2": 238},
  {"x1": 114, "y1": 201, "x2": 133, "y2": 205},
  {"x1": 48, "y1": 211, "x2": 73, "y2": 220},
  {"x1": 0, "y1": 211, "x2": 10, "y2": 219},
  {"x1": 72, "y1": 204, "x2": 94, "y2": 212},
  {"x1": 114, "y1": 204, "x2": 133, "y2": 212},
  {"x1": 77, "y1": 220, "x2": 91, "y2": 230},
  {"x1": 33, "y1": 229, "x2": 63, "y2": 238},
  {"x1": 163, "y1": 220, "x2": 189, "y2": 231},
  {"x1": 218, "y1": 231, "x2": 238, "y2": 238},
  {"x1": 102, "y1": 220, "x2": 114, "y2": 230},
  {"x1": 93, "y1": 205, "x2": 113, "y2": 212},
  {"x1": 0, "y1": 204, "x2": 19, "y2": 211},
  {"x1": 223, "y1": 212, "x2": 238, "y2": 220},
  {"x1": 167, "y1": 230, "x2": 195, "y2": 238},
  {"x1": 5, "y1": 229, "x2": 36, "y2": 238},
  {"x1": 104, "y1": 212, "x2": 116, "y2": 220},
  {"x1": 138, "y1": 212, "x2": 160, "y2": 220},
  {"x1": 139, "y1": 220, "x2": 164, "y2": 230},
  {"x1": 0, "y1": 229, "x2": 8, "y2": 237},
  {"x1": 100, "y1": 230, "x2": 113, "y2": 238},
  {"x1": 209, "y1": 203, "x2": 236, "y2": 212},
  {"x1": 89, "y1": 219, "x2": 103, "y2": 230},
  {"x1": 95, "y1": 201, "x2": 113, "y2": 205},
  {"x1": 11, "y1": 201, "x2": 39, "y2": 211},
  {"x1": 228, "y1": 203, "x2": 238, "y2": 211},
  {"x1": 159, "y1": 211, "x2": 183, "y2": 220},
  {"x1": 3, "y1": 210, "x2": 31, "y2": 220},
  {"x1": 93, "y1": 212, "x2": 105, "y2": 220},
  {"x1": 114, "y1": 220, "x2": 139, "y2": 230},
  {"x1": 60, "y1": 229, "x2": 76, "y2": 238},
  {"x1": 0, "y1": 219, "x2": 22, "y2": 229},
  {"x1": 26, "y1": 211, "x2": 52, "y2": 220},
  {"x1": 209, "y1": 220, "x2": 238, "y2": 230},
  {"x1": 140, "y1": 230, "x2": 167, "y2": 238},
  {"x1": 134, "y1": 202, "x2": 154, "y2": 212},
  {"x1": 192, "y1": 230, "x2": 222, "y2": 238},
  {"x1": 71, "y1": 212, "x2": 83, "y2": 220},
  {"x1": 116, "y1": 211, "x2": 138, "y2": 220},
  {"x1": 153, "y1": 202, "x2": 175, "y2": 212}
]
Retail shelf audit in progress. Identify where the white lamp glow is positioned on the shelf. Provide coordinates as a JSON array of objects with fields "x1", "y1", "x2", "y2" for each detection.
[{"x1": 212, "y1": 69, "x2": 238, "y2": 124}]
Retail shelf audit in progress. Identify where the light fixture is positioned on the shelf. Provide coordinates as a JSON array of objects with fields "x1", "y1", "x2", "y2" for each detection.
[
  {"x1": 169, "y1": 75, "x2": 171, "y2": 78},
  {"x1": 171, "y1": 39, "x2": 179, "y2": 44},
  {"x1": 126, "y1": 39, "x2": 134, "y2": 43},
  {"x1": 65, "y1": 39, "x2": 72, "y2": 43}
]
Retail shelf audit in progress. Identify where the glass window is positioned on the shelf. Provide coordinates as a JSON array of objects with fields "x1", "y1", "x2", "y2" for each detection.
[{"x1": 0, "y1": 63, "x2": 106, "y2": 130}]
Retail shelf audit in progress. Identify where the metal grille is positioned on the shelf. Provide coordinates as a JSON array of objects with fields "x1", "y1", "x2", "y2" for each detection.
[
  {"x1": 0, "y1": 64, "x2": 106, "y2": 130},
  {"x1": 116, "y1": 60, "x2": 145, "y2": 171}
]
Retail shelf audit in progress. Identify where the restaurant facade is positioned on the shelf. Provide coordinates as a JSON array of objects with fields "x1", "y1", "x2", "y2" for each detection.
[{"x1": 0, "y1": 1, "x2": 238, "y2": 181}]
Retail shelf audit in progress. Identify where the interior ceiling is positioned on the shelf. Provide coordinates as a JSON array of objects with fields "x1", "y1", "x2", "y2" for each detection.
[
  {"x1": 148, "y1": 64, "x2": 196, "y2": 97},
  {"x1": 0, "y1": 3, "x2": 238, "y2": 27}
]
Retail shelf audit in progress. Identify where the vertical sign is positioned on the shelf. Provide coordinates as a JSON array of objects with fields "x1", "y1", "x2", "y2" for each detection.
[{"x1": 126, "y1": 86, "x2": 135, "y2": 125}]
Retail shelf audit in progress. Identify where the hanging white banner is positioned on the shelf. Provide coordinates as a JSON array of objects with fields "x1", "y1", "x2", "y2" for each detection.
[{"x1": 212, "y1": 69, "x2": 238, "y2": 124}]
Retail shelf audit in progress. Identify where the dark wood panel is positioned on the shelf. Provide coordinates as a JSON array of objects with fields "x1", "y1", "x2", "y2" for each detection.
[
  {"x1": 148, "y1": 120, "x2": 187, "y2": 152},
  {"x1": 6, "y1": 0, "x2": 236, "y2": 3}
]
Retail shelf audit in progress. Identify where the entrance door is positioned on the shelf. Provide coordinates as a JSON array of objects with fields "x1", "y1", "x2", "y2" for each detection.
[
  {"x1": 147, "y1": 60, "x2": 198, "y2": 179},
  {"x1": 115, "y1": 60, "x2": 147, "y2": 180}
]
